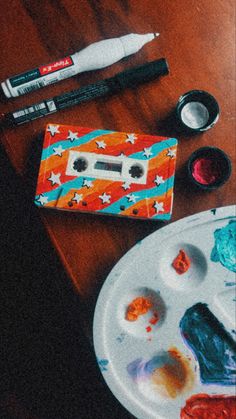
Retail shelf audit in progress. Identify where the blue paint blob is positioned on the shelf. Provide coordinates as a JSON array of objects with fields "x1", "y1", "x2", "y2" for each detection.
[
  {"x1": 211, "y1": 220, "x2": 236, "y2": 272},
  {"x1": 116, "y1": 332, "x2": 126, "y2": 343},
  {"x1": 180, "y1": 303, "x2": 236, "y2": 385},
  {"x1": 97, "y1": 358, "x2": 109, "y2": 372}
]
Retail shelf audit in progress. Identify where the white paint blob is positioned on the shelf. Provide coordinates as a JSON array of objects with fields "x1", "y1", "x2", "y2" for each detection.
[{"x1": 181, "y1": 101, "x2": 209, "y2": 129}]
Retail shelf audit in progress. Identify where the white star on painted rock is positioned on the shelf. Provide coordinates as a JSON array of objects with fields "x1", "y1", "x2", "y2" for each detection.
[
  {"x1": 125, "y1": 133, "x2": 137, "y2": 144},
  {"x1": 167, "y1": 148, "x2": 176, "y2": 158},
  {"x1": 122, "y1": 181, "x2": 132, "y2": 190},
  {"x1": 99, "y1": 192, "x2": 111, "y2": 204},
  {"x1": 154, "y1": 175, "x2": 165, "y2": 186},
  {"x1": 83, "y1": 179, "x2": 94, "y2": 188},
  {"x1": 53, "y1": 145, "x2": 64, "y2": 157},
  {"x1": 153, "y1": 201, "x2": 164, "y2": 213},
  {"x1": 96, "y1": 140, "x2": 106, "y2": 149},
  {"x1": 143, "y1": 147, "x2": 153, "y2": 158},
  {"x1": 36, "y1": 194, "x2": 48, "y2": 206},
  {"x1": 127, "y1": 194, "x2": 139, "y2": 203},
  {"x1": 47, "y1": 124, "x2": 60, "y2": 136},
  {"x1": 48, "y1": 171, "x2": 61, "y2": 186},
  {"x1": 67, "y1": 130, "x2": 79, "y2": 142},
  {"x1": 72, "y1": 193, "x2": 83, "y2": 204}
]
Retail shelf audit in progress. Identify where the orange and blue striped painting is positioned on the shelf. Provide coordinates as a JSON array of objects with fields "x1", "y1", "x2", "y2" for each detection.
[{"x1": 35, "y1": 123, "x2": 178, "y2": 220}]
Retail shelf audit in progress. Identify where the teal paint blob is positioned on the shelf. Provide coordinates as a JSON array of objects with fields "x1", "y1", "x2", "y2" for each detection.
[
  {"x1": 211, "y1": 220, "x2": 236, "y2": 273},
  {"x1": 180, "y1": 303, "x2": 236, "y2": 385}
]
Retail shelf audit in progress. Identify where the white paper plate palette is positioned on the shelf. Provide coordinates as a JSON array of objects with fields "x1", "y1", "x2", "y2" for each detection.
[{"x1": 93, "y1": 206, "x2": 236, "y2": 419}]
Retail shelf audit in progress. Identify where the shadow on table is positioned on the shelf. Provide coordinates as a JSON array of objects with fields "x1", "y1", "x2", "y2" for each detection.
[
  {"x1": 155, "y1": 107, "x2": 203, "y2": 140},
  {"x1": 0, "y1": 144, "x2": 134, "y2": 419}
]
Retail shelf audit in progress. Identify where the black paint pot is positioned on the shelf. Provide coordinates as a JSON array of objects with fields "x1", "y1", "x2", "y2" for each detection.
[{"x1": 176, "y1": 90, "x2": 220, "y2": 133}]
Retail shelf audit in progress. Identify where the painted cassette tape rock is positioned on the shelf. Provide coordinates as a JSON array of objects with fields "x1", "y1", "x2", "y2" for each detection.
[{"x1": 35, "y1": 123, "x2": 178, "y2": 220}]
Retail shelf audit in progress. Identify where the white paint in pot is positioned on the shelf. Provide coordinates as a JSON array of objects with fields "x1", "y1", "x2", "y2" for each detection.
[{"x1": 181, "y1": 101, "x2": 209, "y2": 129}]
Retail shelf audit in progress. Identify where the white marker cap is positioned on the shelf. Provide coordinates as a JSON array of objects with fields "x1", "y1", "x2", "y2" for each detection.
[{"x1": 120, "y1": 33, "x2": 160, "y2": 56}]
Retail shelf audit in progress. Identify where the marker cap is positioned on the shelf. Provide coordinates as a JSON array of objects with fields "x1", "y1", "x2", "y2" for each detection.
[
  {"x1": 115, "y1": 58, "x2": 169, "y2": 89},
  {"x1": 120, "y1": 33, "x2": 155, "y2": 56}
]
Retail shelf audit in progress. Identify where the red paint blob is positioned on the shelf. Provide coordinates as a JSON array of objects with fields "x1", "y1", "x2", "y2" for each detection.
[
  {"x1": 146, "y1": 326, "x2": 152, "y2": 333},
  {"x1": 149, "y1": 311, "x2": 159, "y2": 325},
  {"x1": 192, "y1": 158, "x2": 221, "y2": 185},
  {"x1": 181, "y1": 394, "x2": 236, "y2": 418},
  {"x1": 172, "y1": 249, "x2": 191, "y2": 275}
]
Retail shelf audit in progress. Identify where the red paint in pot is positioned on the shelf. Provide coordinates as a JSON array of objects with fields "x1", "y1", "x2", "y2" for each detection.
[{"x1": 192, "y1": 157, "x2": 222, "y2": 185}]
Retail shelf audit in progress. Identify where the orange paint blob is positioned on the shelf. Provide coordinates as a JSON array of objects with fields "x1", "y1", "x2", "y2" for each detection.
[
  {"x1": 172, "y1": 249, "x2": 191, "y2": 275},
  {"x1": 125, "y1": 297, "x2": 152, "y2": 321},
  {"x1": 152, "y1": 347, "x2": 194, "y2": 399}
]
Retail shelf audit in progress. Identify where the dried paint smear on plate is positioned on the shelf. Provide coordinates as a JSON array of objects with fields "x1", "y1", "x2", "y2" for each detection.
[{"x1": 127, "y1": 347, "x2": 194, "y2": 401}]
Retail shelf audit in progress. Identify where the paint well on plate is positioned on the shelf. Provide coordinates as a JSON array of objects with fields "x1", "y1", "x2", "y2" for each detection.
[
  {"x1": 160, "y1": 243, "x2": 208, "y2": 291},
  {"x1": 180, "y1": 303, "x2": 236, "y2": 385},
  {"x1": 211, "y1": 220, "x2": 236, "y2": 273},
  {"x1": 127, "y1": 347, "x2": 194, "y2": 401},
  {"x1": 180, "y1": 394, "x2": 236, "y2": 418},
  {"x1": 120, "y1": 287, "x2": 166, "y2": 338}
]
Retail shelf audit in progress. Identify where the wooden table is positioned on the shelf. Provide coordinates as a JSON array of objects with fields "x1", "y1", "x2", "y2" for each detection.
[{"x1": 0, "y1": 0, "x2": 235, "y2": 316}]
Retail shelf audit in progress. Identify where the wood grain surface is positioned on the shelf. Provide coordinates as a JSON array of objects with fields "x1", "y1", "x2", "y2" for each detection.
[{"x1": 0, "y1": 0, "x2": 235, "y2": 302}]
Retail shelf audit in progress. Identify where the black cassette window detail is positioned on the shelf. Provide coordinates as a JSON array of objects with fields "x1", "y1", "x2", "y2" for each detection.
[{"x1": 94, "y1": 161, "x2": 122, "y2": 173}]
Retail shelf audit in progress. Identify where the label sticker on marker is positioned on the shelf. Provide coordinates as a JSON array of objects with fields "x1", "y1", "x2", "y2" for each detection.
[
  {"x1": 9, "y1": 56, "x2": 74, "y2": 89},
  {"x1": 10, "y1": 68, "x2": 41, "y2": 87},
  {"x1": 39, "y1": 56, "x2": 73, "y2": 75}
]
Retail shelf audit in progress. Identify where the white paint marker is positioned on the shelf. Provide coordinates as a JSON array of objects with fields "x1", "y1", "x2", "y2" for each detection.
[{"x1": 1, "y1": 33, "x2": 159, "y2": 98}]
